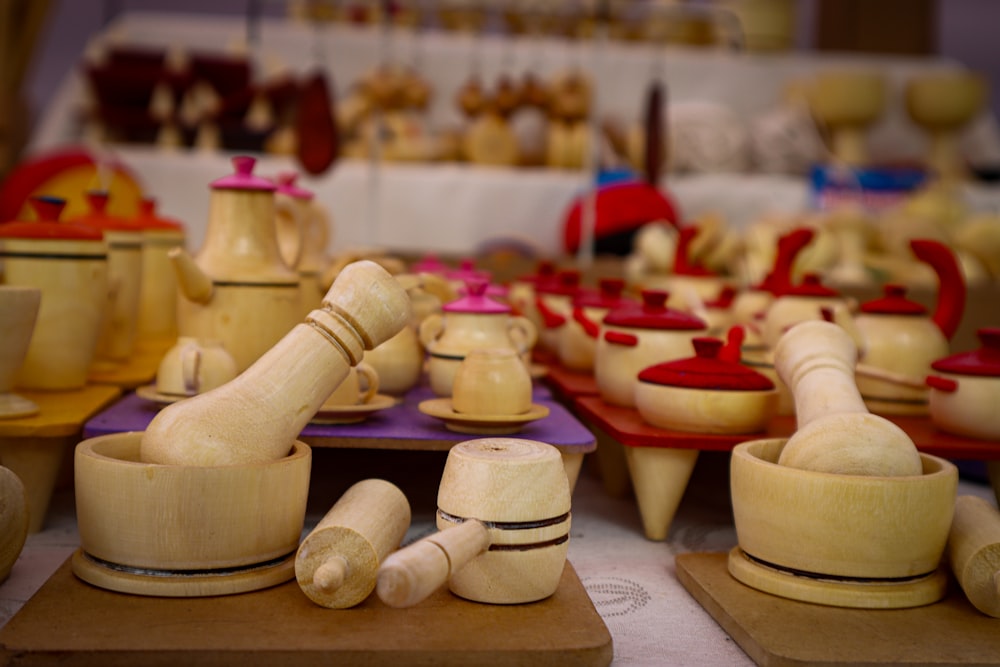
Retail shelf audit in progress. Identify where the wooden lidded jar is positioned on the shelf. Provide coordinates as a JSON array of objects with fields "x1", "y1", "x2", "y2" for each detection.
[
  {"x1": 437, "y1": 438, "x2": 571, "y2": 604},
  {"x1": 594, "y1": 289, "x2": 707, "y2": 407},
  {"x1": 170, "y1": 156, "x2": 301, "y2": 371},
  {"x1": 131, "y1": 198, "x2": 186, "y2": 349},
  {"x1": 70, "y1": 191, "x2": 145, "y2": 364},
  {"x1": 419, "y1": 278, "x2": 537, "y2": 396},
  {"x1": 0, "y1": 197, "x2": 108, "y2": 389}
]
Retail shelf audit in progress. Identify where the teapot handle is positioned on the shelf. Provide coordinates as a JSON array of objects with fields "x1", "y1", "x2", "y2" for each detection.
[
  {"x1": 508, "y1": 315, "x2": 538, "y2": 354},
  {"x1": 181, "y1": 344, "x2": 203, "y2": 395},
  {"x1": 572, "y1": 307, "x2": 600, "y2": 339},
  {"x1": 418, "y1": 313, "x2": 444, "y2": 350}
]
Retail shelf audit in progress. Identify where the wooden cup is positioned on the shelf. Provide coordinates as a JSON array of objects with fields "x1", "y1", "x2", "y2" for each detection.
[
  {"x1": 451, "y1": 348, "x2": 532, "y2": 415},
  {"x1": 323, "y1": 362, "x2": 379, "y2": 406},
  {"x1": 155, "y1": 336, "x2": 238, "y2": 397}
]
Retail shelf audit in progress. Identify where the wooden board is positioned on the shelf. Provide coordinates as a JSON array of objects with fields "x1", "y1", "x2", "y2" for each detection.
[
  {"x1": 87, "y1": 345, "x2": 164, "y2": 389},
  {"x1": 0, "y1": 385, "x2": 121, "y2": 438},
  {"x1": 0, "y1": 558, "x2": 613, "y2": 667},
  {"x1": 676, "y1": 552, "x2": 1000, "y2": 667}
]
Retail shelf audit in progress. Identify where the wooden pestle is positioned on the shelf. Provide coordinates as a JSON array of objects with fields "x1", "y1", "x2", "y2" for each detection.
[
  {"x1": 140, "y1": 260, "x2": 411, "y2": 466},
  {"x1": 948, "y1": 495, "x2": 1000, "y2": 618},
  {"x1": 295, "y1": 479, "x2": 411, "y2": 609},
  {"x1": 774, "y1": 320, "x2": 922, "y2": 476},
  {"x1": 376, "y1": 438, "x2": 571, "y2": 608}
]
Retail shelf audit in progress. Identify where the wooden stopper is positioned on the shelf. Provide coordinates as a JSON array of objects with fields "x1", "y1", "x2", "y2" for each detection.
[
  {"x1": 296, "y1": 479, "x2": 411, "y2": 609},
  {"x1": 774, "y1": 320, "x2": 922, "y2": 476},
  {"x1": 948, "y1": 495, "x2": 1000, "y2": 618}
]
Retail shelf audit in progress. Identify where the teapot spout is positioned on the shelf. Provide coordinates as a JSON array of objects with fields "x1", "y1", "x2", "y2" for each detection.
[
  {"x1": 169, "y1": 248, "x2": 214, "y2": 305},
  {"x1": 910, "y1": 239, "x2": 966, "y2": 340}
]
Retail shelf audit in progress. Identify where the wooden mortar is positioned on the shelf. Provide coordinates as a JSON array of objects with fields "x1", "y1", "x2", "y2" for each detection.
[
  {"x1": 376, "y1": 438, "x2": 571, "y2": 607},
  {"x1": 140, "y1": 259, "x2": 411, "y2": 466},
  {"x1": 773, "y1": 320, "x2": 922, "y2": 476},
  {"x1": 296, "y1": 479, "x2": 411, "y2": 609}
]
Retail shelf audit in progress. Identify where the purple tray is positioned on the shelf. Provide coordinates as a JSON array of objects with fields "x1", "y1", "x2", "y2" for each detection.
[{"x1": 83, "y1": 384, "x2": 595, "y2": 453}]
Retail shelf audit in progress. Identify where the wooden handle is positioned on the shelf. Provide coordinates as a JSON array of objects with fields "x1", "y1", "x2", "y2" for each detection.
[
  {"x1": 376, "y1": 519, "x2": 490, "y2": 608},
  {"x1": 948, "y1": 495, "x2": 1000, "y2": 618}
]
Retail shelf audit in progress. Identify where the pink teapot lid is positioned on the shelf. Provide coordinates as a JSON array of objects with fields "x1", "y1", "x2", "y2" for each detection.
[
  {"x1": 445, "y1": 259, "x2": 491, "y2": 284},
  {"x1": 859, "y1": 284, "x2": 927, "y2": 316},
  {"x1": 638, "y1": 337, "x2": 775, "y2": 391},
  {"x1": 443, "y1": 278, "x2": 510, "y2": 314},
  {"x1": 274, "y1": 172, "x2": 314, "y2": 199},
  {"x1": 0, "y1": 196, "x2": 103, "y2": 241},
  {"x1": 602, "y1": 290, "x2": 705, "y2": 331},
  {"x1": 410, "y1": 254, "x2": 450, "y2": 274},
  {"x1": 211, "y1": 156, "x2": 277, "y2": 191},
  {"x1": 931, "y1": 328, "x2": 1000, "y2": 377}
]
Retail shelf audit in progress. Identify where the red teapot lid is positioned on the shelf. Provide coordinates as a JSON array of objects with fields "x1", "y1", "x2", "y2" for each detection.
[
  {"x1": 132, "y1": 198, "x2": 185, "y2": 231},
  {"x1": 515, "y1": 259, "x2": 557, "y2": 286},
  {"x1": 274, "y1": 172, "x2": 314, "y2": 200},
  {"x1": 573, "y1": 278, "x2": 632, "y2": 309},
  {"x1": 859, "y1": 284, "x2": 927, "y2": 316},
  {"x1": 443, "y1": 278, "x2": 510, "y2": 314},
  {"x1": 783, "y1": 273, "x2": 840, "y2": 298},
  {"x1": 537, "y1": 269, "x2": 582, "y2": 297},
  {"x1": 931, "y1": 328, "x2": 1000, "y2": 377},
  {"x1": 0, "y1": 196, "x2": 103, "y2": 240},
  {"x1": 71, "y1": 191, "x2": 143, "y2": 232},
  {"x1": 638, "y1": 337, "x2": 775, "y2": 390},
  {"x1": 211, "y1": 156, "x2": 276, "y2": 191},
  {"x1": 603, "y1": 290, "x2": 706, "y2": 331}
]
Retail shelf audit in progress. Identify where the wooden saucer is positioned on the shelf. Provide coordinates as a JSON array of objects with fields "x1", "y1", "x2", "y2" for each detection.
[
  {"x1": 726, "y1": 546, "x2": 949, "y2": 609},
  {"x1": 71, "y1": 548, "x2": 297, "y2": 598},
  {"x1": 0, "y1": 392, "x2": 40, "y2": 419},
  {"x1": 135, "y1": 384, "x2": 190, "y2": 406},
  {"x1": 310, "y1": 393, "x2": 396, "y2": 424},
  {"x1": 418, "y1": 398, "x2": 549, "y2": 435}
]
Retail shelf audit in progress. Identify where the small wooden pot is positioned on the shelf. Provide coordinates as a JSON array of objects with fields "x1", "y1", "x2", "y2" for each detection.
[
  {"x1": 729, "y1": 438, "x2": 957, "y2": 608},
  {"x1": 74, "y1": 432, "x2": 311, "y2": 596}
]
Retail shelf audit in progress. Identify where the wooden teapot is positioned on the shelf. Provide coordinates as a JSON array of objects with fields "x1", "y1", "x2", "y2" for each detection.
[
  {"x1": 927, "y1": 328, "x2": 1000, "y2": 441},
  {"x1": 419, "y1": 278, "x2": 537, "y2": 397},
  {"x1": 847, "y1": 239, "x2": 966, "y2": 415},
  {"x1": 533, "y1": 270, "x2": 583, "y2": 354},
  {"x1": 0, "y1": 197, "x2": 108, "y2": 390},
  {"x1": 169, "y1": 156, "x2": 302, "y2": 372},
  {"x1": 557, "y1": 277, "x2": 634, "y2": 373}
]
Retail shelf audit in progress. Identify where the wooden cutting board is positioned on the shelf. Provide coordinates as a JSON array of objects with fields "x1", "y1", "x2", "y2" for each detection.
[
  {"x1": 0, "y1": 557, "x2": 612, "y2": 666},
  {"x1": 676, "y1": 552, "x2": 1000, "y2": 667}
]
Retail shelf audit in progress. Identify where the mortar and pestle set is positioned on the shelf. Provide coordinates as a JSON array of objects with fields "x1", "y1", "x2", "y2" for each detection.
[
  {"x1": 729, "y1": 320, "x2": 959, "y2": 609},
  {"x1": 72, "y1": 259, "x2": 412, "y2": 597}
]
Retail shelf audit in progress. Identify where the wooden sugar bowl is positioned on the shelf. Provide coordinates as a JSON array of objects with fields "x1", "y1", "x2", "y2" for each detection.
[
  {"x1": 73, "y1": 431, "x2": 312, "y2": 597},
  {"x1": 377, "y1": 438, "x2": 571, "y2": 607},
  {"x1": 728, "y1": 321, "x2": 958, "y2": 609},
  {"x1": 927, "y1": 328, "x2": 1000, "y2": 441},
  {"x1": 419, "y1": 278, "x2": 537, "y2": 397}
]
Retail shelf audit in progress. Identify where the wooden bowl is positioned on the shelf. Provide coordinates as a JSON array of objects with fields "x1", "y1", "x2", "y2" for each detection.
[
  {"x1": 731, "y1": 438, "x2": 956, "y2": 581},
  {"x1": 73, "y1": 432, "x2": 311, "y2": 596}
]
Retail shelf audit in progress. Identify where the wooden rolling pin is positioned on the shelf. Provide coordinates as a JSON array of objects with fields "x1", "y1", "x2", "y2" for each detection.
[
  {"x1": 948, "y1": 495, "x2": 1000, "y2": 618},
  {"x1": 376, "y1": 438, "x2": 571, "y2": 607},
  {"x1": 295, "y1": 479, "x2": 411, "y2": 609},
  {"x1": 140, "y1": 260, "x2": 411, "y2": 466}
]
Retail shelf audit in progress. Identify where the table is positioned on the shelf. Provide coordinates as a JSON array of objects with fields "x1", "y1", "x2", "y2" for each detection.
[{"x1": 0, "y1": 384, "x2": 120, "y2": 534}]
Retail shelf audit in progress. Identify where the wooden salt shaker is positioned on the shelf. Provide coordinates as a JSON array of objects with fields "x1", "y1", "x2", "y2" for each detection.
[
  {"x1": 376, "y1": 438, "x2": 571, "y2": 607},
  {"x1": 296, "y1": 479, "x2": 410, "y2": 609},
  {"x1": 948, "y1": 495, "x2": 1000, "y2": 618},
  {"x1": 140, "y1": 259, "x2": 411, "y2": 466}
]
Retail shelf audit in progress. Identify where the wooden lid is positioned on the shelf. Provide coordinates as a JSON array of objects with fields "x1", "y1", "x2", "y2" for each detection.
[
  {"x1": 275, "y1": 172, "x2": 314, "y2": 200},
  {"x1": 784, "y1": 273, "x2": 840, "y2": 298},
  {"x1": 132, "y1": 198, "x2": 185, "y2": 231},
  {"x1": 638, "y1": 337, "x2": 775, "y2": 390},
  {"x1": 536, "y1": 269, "x2": 581, "y2": 297},
  {"x1": 442, "y1": 278, "x2": 510, "y2": 314},
  {"x1": 71, "y1": 191, "x2": 143, "y2": 233},
  {"x1": 602, "y1": 290, "x2": 706, "y2": 331},
  {"x1": 931, "y1": 328, "x2": 1000, "y2": 376},
  {"x1": 211, "y1": 156, "x2": 276, "y2": 191},
  {"x1": 859, "y1": 284, "x2": 927, "y2": 316},
  {"x1": 572, "y1": 278, "x2": 631, "y2": 309},
  {"x1": 0, "y1": 196, "x2": 103, "y2": 241}
]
